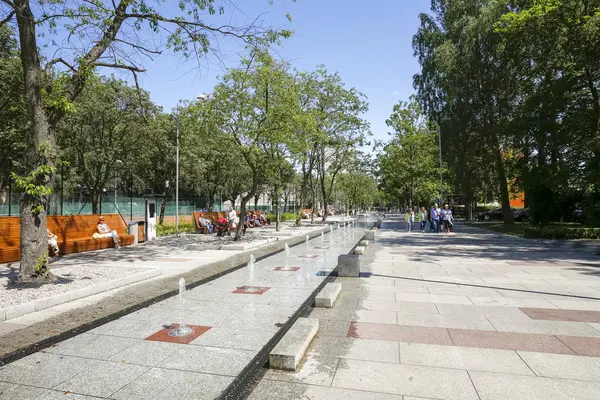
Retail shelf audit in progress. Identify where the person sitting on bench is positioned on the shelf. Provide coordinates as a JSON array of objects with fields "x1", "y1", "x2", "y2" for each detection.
[
  {"x1": 47, "y1": 228, "x2": 59, "y2": 257},
  {"x1": 247, "y1": 212, "x2": 258, "y2": 228},
  {"x1": 198, "y1": 213, "x2": 214, "y2": 233},
  {"x1": 96, "y1": 216, "x2": 121, "y2": 248},
  {"x1": 258, "y1": 213, "x2": 269, "y2": 225}
]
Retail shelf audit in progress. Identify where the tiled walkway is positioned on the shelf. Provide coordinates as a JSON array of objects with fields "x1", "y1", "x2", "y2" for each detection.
[
  {"x1": 253, "y1": 219, "x2": 600, "y2": 400},
  {"x1": 0, "y1": 222, "x2": 364, "y2": 399}
]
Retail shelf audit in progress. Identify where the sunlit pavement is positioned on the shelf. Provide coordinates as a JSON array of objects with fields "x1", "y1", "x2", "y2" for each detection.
[{"x1": 251, "y1": 218, "x2": 600, "y2": 400}]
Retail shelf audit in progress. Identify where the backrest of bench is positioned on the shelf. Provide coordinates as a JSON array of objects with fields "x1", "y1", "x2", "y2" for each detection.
[
  {"x1": 0, "y1": 216, "x2": 20, "y2": 248},
  {"x1": 0, "y1": 214, "x2": 127, "y2": 246},
  {"x1": 48, "y1": 214, "x2": 127, "y2": 241}
]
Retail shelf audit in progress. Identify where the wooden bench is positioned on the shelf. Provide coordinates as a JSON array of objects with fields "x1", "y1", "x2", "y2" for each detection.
[
  {"x1": 0, "y1": 216, "x2": 20, "y2": 264},
  {"x1": 301, "y1": 209, "x2": 313, "y2": 219},
  {"x1": 0, "y1": 214, "x2": 135, "y2": 264},
  {"x1": 193, "y1": 211, "x2": 228, "y2": 234}
]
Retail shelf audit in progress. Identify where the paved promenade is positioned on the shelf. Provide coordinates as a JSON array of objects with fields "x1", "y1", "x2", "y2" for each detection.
[{"x1": 252, "y1": 219, "x2": 600, "y2": 400}]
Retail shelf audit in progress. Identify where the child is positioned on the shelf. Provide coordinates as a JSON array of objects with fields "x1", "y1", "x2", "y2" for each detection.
[{"x1": 408, "y1": 209, "x2": 415, "y2": 233}]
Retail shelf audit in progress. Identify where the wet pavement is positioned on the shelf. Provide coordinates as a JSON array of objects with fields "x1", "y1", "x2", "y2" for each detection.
[{"x1": 0, "y1": 219, "x2": 367, "y2": 399}]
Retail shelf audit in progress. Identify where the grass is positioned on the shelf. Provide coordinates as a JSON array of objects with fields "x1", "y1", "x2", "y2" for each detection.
[
  {"x1": 156, "y1": 223, "x2": 196, "y2": 237},
  {"x1": 469, "y1": 221, "x2": 599, "y2": 240}
]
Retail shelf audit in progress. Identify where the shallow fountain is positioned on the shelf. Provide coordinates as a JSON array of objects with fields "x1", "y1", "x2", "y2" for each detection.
[
  {"x1": 284, "y1": 242, "x2": 290, "y2": 257},
  {"x1": 247, "y1": 254, "x2": 256, "y2": 280},
  {"x1": 168, "y1": 277, "x2": 193, "y2": 337}
]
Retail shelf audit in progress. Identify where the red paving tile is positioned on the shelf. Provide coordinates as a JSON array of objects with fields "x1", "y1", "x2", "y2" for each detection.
[
  {"x1": 145, "y1": 324, "x2": 211, "y2": 344},
  {"x1": 347, "y1": 323, "x2": 600, "y2": 356},
  {"x1": 557, "y1": 336, "x2": 600, "y2": 357},
  {"x1": 232, "y1": 286, "x2": 271, "y2": 295},
  {"x1": 347, "y1": 322, "x2": 453, "y2": 345},
  {"x1": 448, "y1": 329, "x2": 575, "y2": 355},
  {"x1": 273, "y1": 267, "x2": 301, "y2": 272},
  {"x1": 520, "y1": 307, "x2": 600, "y2": 323}
]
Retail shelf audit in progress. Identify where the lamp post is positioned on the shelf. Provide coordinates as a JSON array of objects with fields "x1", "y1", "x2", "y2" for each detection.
[
  {"x1": 114, "y1": 160, "x2": 123, "y2": 211},
  {"x1": 175, "y1": 105, "x2": 180, "y2": 237},
  {"x1": 438, "y1": 127, "x2": 443, "y2": 203}
]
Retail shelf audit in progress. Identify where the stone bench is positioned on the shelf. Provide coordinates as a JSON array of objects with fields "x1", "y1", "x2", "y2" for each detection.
[
  {"x1": 270, "y1": 318, "x2": 319, "y2": 371},
  {"x1": 364, "y1": 229, "x2": 376, "y2": 241},
  {"x1": 315, "y1": 283, "x2": 342, "y2": 308},
  {"x1": 338, "y1": 254, "x2": 361, "y2": 277},
  {"x1": 353, "y1": 246, "x2": 366, "y2": 255}
]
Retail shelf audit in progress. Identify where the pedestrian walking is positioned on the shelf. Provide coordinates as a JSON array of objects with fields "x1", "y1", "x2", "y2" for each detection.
[
  {"x1": 430, "y1": 203, "x2": 441, "y2": 233},
  {"x1": 419, "y1": 207, "x2": 427, "y2": 232},
  {"x1": 408, "y1": 209, "x2": 415, "y2": 232},
  {"x1": 404, "y1": 209, "x2": 410, "y2": 232},
  {"x1": 443, "y1": 204, "x2": 454, "y2": 233}
]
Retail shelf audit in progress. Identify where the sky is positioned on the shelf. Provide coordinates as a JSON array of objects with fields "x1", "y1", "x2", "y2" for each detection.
[{"x1": 129, "y1": 0, "x2": 433, "y2": 144}]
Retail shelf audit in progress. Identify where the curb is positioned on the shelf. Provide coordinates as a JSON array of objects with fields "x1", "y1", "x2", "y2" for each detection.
[{"x1": 1, "y1": 269, "x2": 161, "y2": 322}]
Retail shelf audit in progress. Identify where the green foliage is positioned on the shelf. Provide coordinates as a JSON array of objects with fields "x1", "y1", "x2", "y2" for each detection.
[
  {"x1": 34, "y1": 252, "x2": 49, "y2": 276},
  {"x1": 281, "y1": 212, "x2": 296, "y2": 221},
  {"x1": 156, "y1": 223, "x2": 195, "y2": 237},
  {"x1": 523, "y1": 225, "x2": 600, "y2": 240},
  {"x1": 378, "y1": 97, "x2": 444, "y2": 207},
  {"x1": 412, "y1": 0, "x2": 600, "y2": 224}
]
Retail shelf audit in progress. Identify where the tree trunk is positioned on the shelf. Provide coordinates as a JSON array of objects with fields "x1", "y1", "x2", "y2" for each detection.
[
  {"x1": 490, "y1": 128, "x2": 514, "y2": 224},
  {"x1": 159, "y1": 197, "x2": 167, "y2": 225},
  {"x1": 274, "y1": 191, "x2": 281, "y2": 232},
  {"x1": 91, "y1": 190, "x2": 100, "y2": 214},
  {"x1": 15, "y1": 0, "x2": 56, "y2": 281}
]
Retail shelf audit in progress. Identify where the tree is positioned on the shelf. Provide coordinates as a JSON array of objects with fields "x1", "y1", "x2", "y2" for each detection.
[
  {"x1": 301, "y1": 68, "x2": 370, "y2": 221},
  {"x1": 379, "y1": 96, "x2": 442, "y2": 208},
  {"x1": 337, "y1": 172, "x2": 378, "y2": 213},
  {"x1": 57, "y1": 76, "x2": 157, "y2": 214},
  {"x1": 413, "y1": 0, "x2": 518, "y2": 223},
  {"x1": 495, "y1": 0, "x2": 600, "y2": 224},
  {"x1": 0, "y1": 25, "x2": 28, "y2": 203},
  {"x1": 1, "y1": 0, "x2": 292, "y2": 281},
  {"x1": 203, "y1": 51, "x2": 300, "y2": 240}
]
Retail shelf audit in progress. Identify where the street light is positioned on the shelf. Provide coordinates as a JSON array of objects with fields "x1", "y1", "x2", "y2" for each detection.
[
  {"x1": 115, "y1": 160, "x2": 123, "y2": 210},
  {"x1": 174, "y1": 104, "x2": 181, "y2": 237}
]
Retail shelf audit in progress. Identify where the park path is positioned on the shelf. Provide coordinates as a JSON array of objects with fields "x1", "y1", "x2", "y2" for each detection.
[
  {"x1": 251, "y1": 218, "x2": 600, "y2": 400},
  {"x1": 0, "y1": 220, "x2": 364, "y2": 399}
]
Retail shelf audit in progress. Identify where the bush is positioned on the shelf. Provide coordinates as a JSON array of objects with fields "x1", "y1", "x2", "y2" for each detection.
[
  {"x1": 266, "y1": 212, "x2": 297, "y2": 222},
  {"x1": 156, "y1": 223, "x2": 195, "y2": 237},
  {"x1": 523, "y1": 225, "x2": 600, "y2": 240}
]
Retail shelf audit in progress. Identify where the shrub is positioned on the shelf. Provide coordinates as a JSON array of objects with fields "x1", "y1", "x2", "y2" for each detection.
[
  {"x1": 523, "y1": 225, "x2": 600, "y2": 240},
  {"x1": 156, "y1": 223, "x2": 195, "y2": 237},
  {"x1": 265, "y1": 212, "x2": 297, "y2": 222}
]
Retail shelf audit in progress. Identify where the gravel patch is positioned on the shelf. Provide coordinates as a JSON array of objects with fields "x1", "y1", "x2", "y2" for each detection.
[{"x1": 0, "y1": 265, "x2": 148, "y2": 308}]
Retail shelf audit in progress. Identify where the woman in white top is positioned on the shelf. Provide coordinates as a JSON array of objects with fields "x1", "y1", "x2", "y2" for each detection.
[
  {"x1": 96, "y1": 216, "x2": 120, "y2": 248},
  {"x1": 442, "y1": 204, "x2": 453, "y2": 233}
]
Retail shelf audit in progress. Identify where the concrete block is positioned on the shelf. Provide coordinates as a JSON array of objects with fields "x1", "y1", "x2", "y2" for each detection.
[
  {"x1": 353, "y1": 246, "x2": 366, "y2": 255},
  {"x1": 4, "y1": 302, "x2": 35, "y2": 321},
  {"x1": 315, "y1": 283, "x2": 342, "y2": 308},
  {"x1": 338, "y1": 254, "x2": 360, "y2": 277},
  {"x1": 270, "y1": 318, "x2": 319, "y2": 371},
  {"x1": 364, "y1": 230, "x2": 376, "y2": 241},
  {"x1": 359, "y1": 240, "x2": 370, "y2": 247}
]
